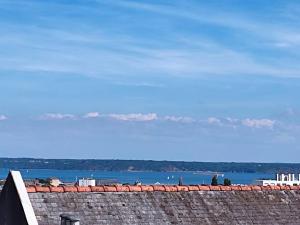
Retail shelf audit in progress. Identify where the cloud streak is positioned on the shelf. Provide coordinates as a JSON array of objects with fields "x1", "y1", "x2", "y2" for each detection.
[
  {"x1": 83, "y1": 112, "x2": 101, "y2": 118},
  {"x1": 108, "y1": 113, "x2": 158, "y2": 122},
  {"x1": 0, "y1": 115, "x2": 7, "y2": 121},
  {"x1": 39, "y1": 113, "x2": 76, "y2": 120},
  {"x1": 1, "y1": 0, "x2": 300, "y2": 79},
  {"x1": 36, "y1": 112, "x2": 278, "y2": 129}
]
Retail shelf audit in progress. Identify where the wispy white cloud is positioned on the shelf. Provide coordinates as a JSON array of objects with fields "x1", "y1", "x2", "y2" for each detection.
[
  {"x1": 83, "y1": 112, "x2": 101, "y2": 118},
  {"x1": 163, "y1": 116, "x2": 195, "y2": 123},
  {"x1": 204, "y1": 117, "x2": 276, "y2": 129},
  {"x1": 241, "y1": 119, "x2": 275, "y2": 129},
  {"x1": 108, "y1": 113, "x2": 158, "y2": 122},
  {"x1": 1, "y1": 0, "x2": 300, "y2": 79},
  {"x1": 39, "y1": 113, "x2": 76, "y2": 120},
  {"x1": 0, "y1": 115, "x2": 7, "y2": 121},
  {"x1": 36, "y1": 112, "x2": 278, "y2": 130},
  {"x1": 207, "y1": 117, "x2": 222, "y2": 125}
]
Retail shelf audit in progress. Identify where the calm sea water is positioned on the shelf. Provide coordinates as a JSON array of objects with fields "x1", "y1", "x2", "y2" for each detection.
[{"x1": 0, "y1": 168, "x2": 275, "y2": 185}]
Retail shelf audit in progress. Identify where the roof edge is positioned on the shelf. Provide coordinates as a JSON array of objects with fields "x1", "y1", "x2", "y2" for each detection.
[
  {"x1": 26, "y1": 184, "x2": 298, "y2": 193},
  {"x1": 11, "y1": 171, "x2": 38, "y2": 225}
]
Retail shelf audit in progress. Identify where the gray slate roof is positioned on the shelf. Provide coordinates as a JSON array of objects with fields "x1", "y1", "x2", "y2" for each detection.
[{"x1": 29, "y1": 190, "x2": 300, "y2": 225}]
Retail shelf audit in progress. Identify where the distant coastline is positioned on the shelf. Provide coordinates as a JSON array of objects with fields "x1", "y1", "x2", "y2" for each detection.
[{"x1": 1, "y1": 158, "x2": 300, "y2": 173}]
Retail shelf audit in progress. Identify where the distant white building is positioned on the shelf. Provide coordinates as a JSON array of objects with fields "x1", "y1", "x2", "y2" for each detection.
[
  {"x1": 78, "y1": 178, "x2": 95, "y2": 187},
  {"x1": 258, "y1": 173, "x2": 300, "y2": 186}
]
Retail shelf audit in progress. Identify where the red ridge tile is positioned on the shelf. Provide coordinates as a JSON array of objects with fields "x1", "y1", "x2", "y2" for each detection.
[
  {"x1": 198, "y1": 185, "x2": 210, "y2": 191},
  {"x1": 104, "y1": 186, "x2": 117, "y2": 192},
  {"x1": 77, "y1": 186, "x2": 91, "y2": 192},
  {"x1": 63, "y1": 186, "x2": 78, "y2": 192},
  {"x1": 141, "y1": 185, "x2": 154, "y2": 192},
  {"x1": 176, "y1": 186, "x2": 189, "y2": 192},
  {"x1": 26, "y1": 186, "x2": 36, "y2": 193},
  {"x1": 116, "y1": 185, "x2": 130, "y2": 192},
  {"x1": 209, "y1": 185, "x2": 221, "y2": 191},
  {"x1": 241, "y1": 186, "x2": 252, "y2": 191},
  {"x1": 188, "y1": 185, "x2": 200, "y2": 191},
  {"x1": 220, "y1": 186, "x2": 232, "y2": 191},
  {"x1": 250, "y1": 185, "x2": 262, "y2": 191},
  {"x1": 35, "y1": 186, "x2": 50, "y2": 192},
  {"x1": 230, "y1": 186, "x2": 242, "y2": 191},
  {"x1": 261, "y1": 185, "x2": 271, "y2": 191},
  {"x1": 91, "y1": 186, "x2": 105, "y2": 192},
  {"x1": 128, "y1": 185, "x2": 142, "y2": 192},
  {"x1": 152, "y1": 185, "x2": 166, "y2": 191},
  {"x1": 27, "y1": 184, "x2": 299, "y2": 193},
  {"x1": 50, "y1": 186, "x2": 64, "y2": 193}
]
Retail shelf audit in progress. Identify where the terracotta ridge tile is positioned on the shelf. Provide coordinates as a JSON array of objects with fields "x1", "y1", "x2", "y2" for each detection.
[
  {"x1": 128, "y1": 185, "x2": 142, "y2": 192},
  {"x1": 152, "y1": 185, "x2": 166, "y2": 191},
  {"x1": 198, "y1": 185, "x2": 210, "y2": 191},
  {"x1": 241, "y1": 186, "x2": 252, "y2": 191},
  {"x1": 230, "y1": 185, "x2": 242, "y2": 191},
  {"x1": 103, "y1": 186, "x2": 117, "y2": 192},
  {"x1": 50, "y1": 186, "x2": 64, "y2": 193},
  {"x1": 35, "y1": 186, "x2": 51, "y2": 193},
  {"x1": 115, "y1": 185, "x2": 130, "y2": 192},
  {"x1": 27, "y1": 184, "x2": 300, "y2": 193},
  {"x1": 220, "y1": 186, "x2": 232, "y2": 191},
  {"x1": 26, "y1": 186, "x2": 37, "y2": 193},
  {"x1": 141, "y1": 185, "x2": 154, "y2": 192},
  {"x1": 176, "y1": 185, "x2": 189, "y2": 192},
  {"x1": 63, "y1": 186, "x2": 78, "y2": 192},
  {"x1": 250, "y1": 185, "x2": 262, "y2": 191},
  {"x1": 91, "y1": 186, "x2": 105, "y2": 192},
  {"x1": 77, "y1": 186, "x2": 92, "y2": 192},
  {"x1": 188, "y1": 185, "x2": 200, "y2": 191},
  {"x1": 209, "y1": 185, "x2": 221, "y2": 191}
]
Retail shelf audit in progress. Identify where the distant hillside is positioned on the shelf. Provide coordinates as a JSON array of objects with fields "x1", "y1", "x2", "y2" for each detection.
[{"x1": 1, "y1": 158, "x2": 300, "y2": 173}]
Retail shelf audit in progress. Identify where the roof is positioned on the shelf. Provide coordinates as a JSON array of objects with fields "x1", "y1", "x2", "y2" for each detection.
[
  {"x1": 28, "y1": 187, "x2": 300, "y2": 225},
  {"x1": 3, "y1": 171, "x2": 300, "y2": 225}
]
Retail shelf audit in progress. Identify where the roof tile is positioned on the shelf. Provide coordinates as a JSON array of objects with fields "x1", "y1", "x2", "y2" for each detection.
[
  {"x1": 261, "y1": 185, "x2": 272, "y2": 191},
  {"x1": 26, "y1": 186, "x2": 36, "y2": 193},
  {"x1": 115, "y1": 185, "x2": 130, "y2": 192},
  {"x1": 77, "y1": 186, "x2": 91, "y2": 192},
  {"x1": 280, "y1": 185, "x2": 291, "y2": 190},
  {"x1": 241, "y1": 186, "x2": 252, "y2": 191},
  {"x1": 26, "y1": 184, "x2": 300, "y2": 193},
  {"x1": 209, "y1": 186, "x2": 221, "y2": 191},
  {"x1": 230, "y1": 186, "x2": 242, "y2": 191},
  {"x1": 91, "y1": 186, "x2": 105, "y2": 192},
  {"x1": 35, "y1": 186, "x2": 50, "y2": 192},
  {"x1": 220, "y1": 186, "x2": 232, "y2": 191},
  {"x1": 141, "y1": 185, "x2": 154, "y2": 192},
  {"x1": 188, "y1": 185, "x2": 200, "y2": 191},
  {"x1": 50, "y1": 186, "x2": 64, "y2": 193},
  {"x1": 198, "y1": 185, "x2": 210, "y2": 191},
  {"x1": 103, "y1": 186, "x2": 117, "y2": 192},
  {"x1": 164, "y1": 186, "x2": 177, "y2": 192},
  {"x1": 250, "y1": 185, "x2": 262, "y2": 191},
  {"x1": 128, "y1": 186, "x2": 142, "y2": 192},
  {"x1": 152, "y1": 185, "x2": 166, "y2": 191},
  {"x1": 176, "y1": 186, "x2": 189, "y2": 192},
  {"x1": 63, "y1": 186, "x2": 78, "y2": 192},
  {"x1": 290, "y1": 185, "x2": 300, "y2": 190},
  {"x1": 271, "y1": 185, "x2": 281, "y2": 190}
]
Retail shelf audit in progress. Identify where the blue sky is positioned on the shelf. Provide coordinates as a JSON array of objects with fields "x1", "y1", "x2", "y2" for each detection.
[{"x1": 1, "y1": 0, "x2": 300, "y2": 162}]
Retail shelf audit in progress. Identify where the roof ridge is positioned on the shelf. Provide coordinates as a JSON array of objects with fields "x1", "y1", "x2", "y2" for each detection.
[{"x1": 26, "y1": 184, "x2": 299, "y2": 193}]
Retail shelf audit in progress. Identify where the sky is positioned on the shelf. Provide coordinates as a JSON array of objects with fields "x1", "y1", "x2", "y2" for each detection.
[{"x1": 1, "y1": 0, "x2": 300, "y2": 162}]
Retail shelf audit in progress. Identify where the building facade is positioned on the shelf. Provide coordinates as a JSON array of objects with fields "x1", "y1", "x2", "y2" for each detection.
[{"x1": 258, "y1": 173, "x2": 300, "y2": 186}]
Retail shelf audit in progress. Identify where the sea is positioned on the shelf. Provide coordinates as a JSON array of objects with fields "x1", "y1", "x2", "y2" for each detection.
[{"x1": 0, "y1": 168, "x2": 275, "y2": 185}]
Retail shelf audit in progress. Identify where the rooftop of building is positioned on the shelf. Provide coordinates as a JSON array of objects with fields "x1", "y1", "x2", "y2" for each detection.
[
  {"x1": 25, "y1": 184, "x2": 299, "y2": 193},
  {"x1": 3, "y1": 171, "x2": 300, "y2": 225}
]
